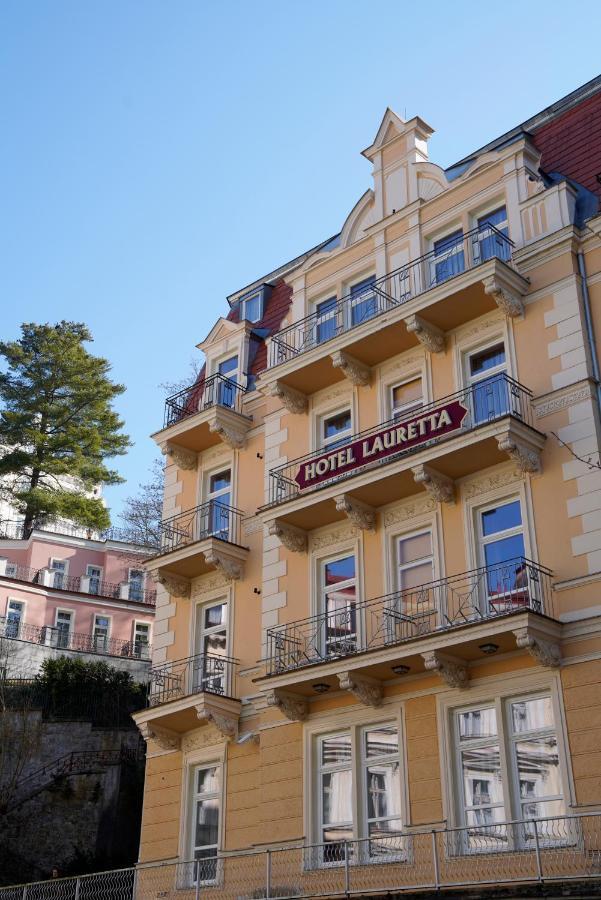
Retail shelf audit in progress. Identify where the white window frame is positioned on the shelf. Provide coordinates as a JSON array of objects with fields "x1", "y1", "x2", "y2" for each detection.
[
  {"x1": 86, "y1": 564, "x2": 103, "y2": 595},
  {"x1": 92, "y1": 613, "x2": 111, "y2": 648},
  {"x1": 318, "y1": 549, "x2": 359, "y2": 659},
  {"x1": 53, "y1": 607, "x2": 75, "y2": 649},
  {"x1": 133, "y1": 620, "x2": 151, "y2": 658},
  {"x1": 128, "y1": 567, "x2": 146, "y2": 601},
  {"x1": 345, "y1": 273, "x2": 377, "y2": 329},
  {"x1": 427, "y1": 225, "x2": 465, "y2": 287},
  {"x1": 193, "y1": 598, "x2": 230, "y2": 695},
  {"x1": 5, "y1": 597, "x2": 26, "y2": 635},
  {"x1": 318, "y1": 406, "x2": 354, "y2": 453},
  {"x1": 241, "y1": 292, "x2": 263, "y2": 323},
  {"x1": 312, "y1": 293, "x2": 339, "y2": 347},
  {"x1": 5, "y1": 562, "x2": 17, "y2": 578},
  {"x1": 49, "y1": 557, "x2": 68, "y2": 588},
  {"x1": 178, "y1": 748, "x2": 227, "y2": 888},
  {"x1": 388, "y1": 375, "x2": 424, "y2": 422},
  {"x1": 470, "y1": 202, "x2": 509, "y2": 264}
]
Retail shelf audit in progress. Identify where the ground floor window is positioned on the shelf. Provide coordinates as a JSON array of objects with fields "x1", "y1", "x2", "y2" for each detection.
[{"x1": 190, "y1": 764, "x2": 221, "y2": 882}]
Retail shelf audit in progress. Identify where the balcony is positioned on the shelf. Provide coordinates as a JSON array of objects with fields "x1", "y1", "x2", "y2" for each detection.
[
  {"x1": 0, "y1": 616, "x2": 151, "y2": 660},
  {"x1": 261, "y1": 225, "x2": 528, "y2": 398},
  {"x1": 147, "y1": 501, "x2": 249, "y2": 592},
  {"x1": 134, "y1": 652, "x2": 241, "y2": 745},
  {"x1": 153, "y1": 373, "x2": 252, "y2": 457},
  {"x1": 260, "y1": 374, "x2": 544, "y2": 533},
  {"x1": 260, "y1": 558, "x2": 558, "y2": 701},
  {"x1": 0, "y1": 559, "x2": 157, "y2": 606}
]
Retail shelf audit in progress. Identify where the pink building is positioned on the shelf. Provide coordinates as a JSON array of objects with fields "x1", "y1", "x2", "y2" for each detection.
[{"x1": 0, "y1": 524, "x2": 155, "y2": 671}]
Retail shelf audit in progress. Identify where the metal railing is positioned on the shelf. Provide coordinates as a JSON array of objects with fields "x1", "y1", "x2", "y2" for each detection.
[
  {"x1": 0, "y1": 563, "x2": 156, "y2": 606},
  {"x1": 266, "y1": 373, "x2": 534, "y2": 507},
  {"x1": 163, "y1": 373, "x2": 246, "y2": 429},
  {"x1": 148, "y1": 652, "x2": 238, "y2": 706},
  {"x1": 266, "y1": 557, "x2": 553, "y2": 675},
  {"x1": 3, "y1": 812, "x2": 601, "y2": 898},
  {"x1": 269, "y1": 223, "x2": 513, "y2": 367},
  {"x1": 156, "y1": 500, "x2": 244, "y2": 556},
  {"x1": 0, "y1": 519, "x2": 156, "y2": 549},
  {"x1": 0, "y1": 617, "x2": 151, "y2": 661}
]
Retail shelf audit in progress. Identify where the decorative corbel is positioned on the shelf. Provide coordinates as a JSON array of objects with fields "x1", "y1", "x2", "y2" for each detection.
[
  {"x1": 331, "y1": 350, "x2": 372, "y2": 387},
  {"x1": 338, "y1": 672, "x2": 382, "y2": 707},
  {"x1": 404, "y1": 314, "x2": 445, "y2": 354},
  {"x1": 149, "y1": 571, "x2": 191, "y2": 599},
  {"x1": 209, "y1": 421, "x2": 248, "y2": 450},
  {"x1": 265, "y1": 689, "x2": 308, "y2": 722},
  {"x1": 422, "y1": 651, "x2": 469, "y2": 689},
  {"x1": 161, "y1": 442, "x2": 198, "y2": 471},
  {"x1": 513, "y1": 627, "x2": 561, "y2": 668},
  {"x1": 412, "y1": 464, "x2": 455, "y2": 504},
  {"x1": 195, "y1": 701, "x2": 239, "y2": 741},
  {"x1": 496, "y1": 433, "x2": 541, "y2": 474},
  {"x1": 267, "y1": 519, "x2": 307, "y2": 553},
  {"x1": 483, "y1": 275, "x2": 524, "y2": 318},
  {"x1": 203, "y1": 549, "x2": 244, "y2": 581},
  {"x1": 137, "y1": 722, "x2": 181, "y2": 751},
  {"x1": 334, "y1": 494, "x2": 376, "y2": 531},
  {"x1": 267, "y1": 381, "x2": 308, "y2": 415}
]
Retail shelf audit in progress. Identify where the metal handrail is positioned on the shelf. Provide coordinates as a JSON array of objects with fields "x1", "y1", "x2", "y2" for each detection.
[
  {"x1": 265, "y1": 373, "x2": 535, "y2": 507},
  {"x1": 148, "y1": 652, "x2": 238, "y2": 706},
  {"x1": 266, "y1": 557, "x2": 553, "y2": 675},
  {"x1": 156, "y1": 500, "x2": 244, "y2": 556},
  {"x1": 163, "y1": 372, "x2": 246, "y2": 429},
  {"x1": 269, "y1": 223, "x2": 514, "y2": 367},
  {"x1": 0, "y1": 616, "x2": 152, "y2": 660},
  {"x1": 0, "y1": 563, "x2": 156, "y2": 605}
]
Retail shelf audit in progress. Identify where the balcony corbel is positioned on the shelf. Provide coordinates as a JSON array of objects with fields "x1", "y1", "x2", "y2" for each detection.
[
  {"x1": 267, "y1": 519, "x2": 308, "y2": 553},
  {"x1": 334, "y1": 494, "x2": 376, "y2": 531},
  {"x1": 137, "y1": 721, "x2": 181, "y2": 751},
  {"x1": 513, "y1": 627, "x2": 561, "y2": 667},
  {"x1": 208, "y1": 419, "x2": 248, "y2": 450},
  {"x1": 203, "y1": 547, "x2": 244, "y2": 581},
  {"x1": 422, "y1": 651, "x2": 469, "y2": 689},
  {"x1": 338, "y1": 671, "x2": 382, "y2": 707},
  {"x1": 331, "y1": 350, "x2": 372, "y2": 387},
  {"x1": 150, "y1": 571, "x2": 191, "y2": 600},
  {"x1": 266, "y1": 381, "x2": 308, "y2": 415},
  {"x1": 161, "y1": 442, "x2": 198, "y2": 471},
  {"x1": 412, "y1": 464, "x2": 455, "y2": 504},
  {"x1": 266, "y1": 689, "x2": 308, "y2": 721},
  {"x1": 404, "y1": 314, "x2": 445, "y2": 354},
  {"x1": 496, "y1": 432, "x2": 542, "y2": 474},
  {"x1": 483, "y1": 273, "x2": 525, "y2": 318},
  {"x1": 195, "y1": 696, "x2": 240, "y2": 741}
]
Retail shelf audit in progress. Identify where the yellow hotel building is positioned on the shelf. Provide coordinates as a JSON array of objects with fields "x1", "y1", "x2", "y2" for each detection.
[{"x1": 134, "y1": 76, "x2": 601, "y2": 897}]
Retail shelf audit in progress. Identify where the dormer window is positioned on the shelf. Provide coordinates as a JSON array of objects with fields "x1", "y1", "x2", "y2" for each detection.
[{"x1": 240, "y1": 284, "x2": 272, "y2": 323}]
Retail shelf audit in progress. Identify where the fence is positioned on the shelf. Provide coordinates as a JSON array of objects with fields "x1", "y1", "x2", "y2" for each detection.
[
  {"x1": 2, "y1": 813, "x2": 601, "y2": 898},
  {"x1": 148, "y1": 653, "x2": 238, "y2": 706},
  {"x1": 156, "y1": 501, "x2": 244, "y2": 556},
  {"x1": 0, "y1": 617, "x2": 151, "y2": 661},
  {"x1": 0, "y1": 561, "x2": 156, "y2": 606},
  {"x1": 163, "y1": 373, "x2": 246, "y2": 429}
]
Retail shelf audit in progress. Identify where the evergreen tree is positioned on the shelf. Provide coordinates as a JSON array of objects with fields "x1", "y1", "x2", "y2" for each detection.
[{"x1": 0, "y1": 322, "x2": 130, "y2": 533}]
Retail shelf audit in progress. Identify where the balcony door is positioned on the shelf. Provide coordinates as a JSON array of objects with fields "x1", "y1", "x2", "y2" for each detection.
[
  {"x1": 92, "y1": 614, "x2": 110, "y2": 652},
  {"x1": 349, "y1": 276, "x2": 377, "y2": 327},
  {"x1": 465, "y1": 341, "x2": 513, "y2": 424},
  {"x1": 319, "y1": 554, "x2": 357, "y2": 659},
  {"x1": 477, "y1": 498, "x2": 528, "y2": 615},
  {"x1": 6, "y1": 599, "x2": 24, "y2": 638},
  {"x1": 387, "y1": 531, "x2": 435, "y2": 642},
  {"x1": 87, "y1": 565, "x2": 102, "y2": 595},
  {"x1": 50, "y1": 558, "x2": 67, "y2": 589},
  {"x1": 128, "y1": 569, "x2": 144, "y2": 602},
  {"x1": 193, "y1": 600, "x2": 228, "y2": 695},
  {"x1": 54, "y1": 609, "x2": 73, "y2": 648},
  {"x1": 431, "y1": 230, "x2": 465, "y2": 286},
  {"x1": 215, "y1": 355, "x2": 238, "y2": 408},
  {"x1": 205, "y1": 469, "x2": 232, "y2": 540}
]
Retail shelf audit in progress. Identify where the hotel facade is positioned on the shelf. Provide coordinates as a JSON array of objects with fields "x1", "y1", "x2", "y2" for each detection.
[{"x1": 134, "y1": 76, "x2": 601, "y2": 896}]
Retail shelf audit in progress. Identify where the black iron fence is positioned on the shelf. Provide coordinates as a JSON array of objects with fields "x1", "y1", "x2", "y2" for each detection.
[
  {"x1": 0, "y1": 617, "x2": 151, "y2": 660},
  {"x1": 156, "y1": 500, "x2": 243, "y2": 556},
  {"x1": 148, "y1": 653, "x2": 238, "y2": 706},
  {"x1": 266, "y1": 373, "x2": 535, "y2": 507},
  {"x1": 269, "y1": 223, "x2": 513, "y2": 367},
  {"x1": 163, "y1": 372, "x2": 246, "y2": 429},
  {"x1": 266, "y1": 557, "x2": 553, "y2": 675}
]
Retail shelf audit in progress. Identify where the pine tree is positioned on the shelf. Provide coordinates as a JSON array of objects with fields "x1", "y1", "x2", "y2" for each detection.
[{"x1": 0, "y1": 322, "x2": 130, "y2": 534}]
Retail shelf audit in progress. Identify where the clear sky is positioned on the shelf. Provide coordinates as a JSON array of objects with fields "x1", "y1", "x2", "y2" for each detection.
[{"x1": 1, "y1": 0, "x2": 600, "y2": 521}]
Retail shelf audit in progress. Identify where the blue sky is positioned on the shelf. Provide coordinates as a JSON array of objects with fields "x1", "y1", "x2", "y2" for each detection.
[{"x1": 1, "y1": 0, "x2": 600, "y2": 521}]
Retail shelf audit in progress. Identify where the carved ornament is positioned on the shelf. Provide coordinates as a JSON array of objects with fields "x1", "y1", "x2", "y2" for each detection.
[
  {"x1": 203, "y1": 548, "x2": 244, "y2": 581},
  {"x1": 404, "y1": 314, "x2": 445, "y2": 354},
  {"x1": 496, "y1": 433, "x2": 542, "y2": 474},
  {"x1": 330, "y1": 350, "x2": 371, "y2": 387},
  {"x1": 338, "y1": 672, "x2": 382, "y2": 707},
  {"x1": 267, "y1": 381, "x2": 308, "y2": 415},
  {"x1": 137, "y1": 722, "x2": 181, "y2": 751},
  {"x1": 267, "y1": 519, "x2": 307, "y2": 553},
  {"x1": 265, "y1": 690, "x2": 308, "y2": 721},
  {"x1": 513, "y1": 627, "x2": 561, "y2": 668},
  {"x1": 422, "y1": 651, "x2": 469, "y2": 689},
  {"x1": 208, "y1": 421, "x2": 247, "y2": 450},
  {"x1": 334, "y1": 495, "x2": 376, "y2": 531},
  {"x1": 412, "y1": 464, "x2": 455, "y2": 504},
  {"x1": 162, "y1": 443, "x2": 198, "y2": 471},
  {"x1": 483, "y1": 275, "x2": 524, "y2": 318}
]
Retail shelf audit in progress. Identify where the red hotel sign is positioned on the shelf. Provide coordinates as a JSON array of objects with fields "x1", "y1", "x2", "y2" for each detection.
[{"x1": 295, "y1": 400, "x2": 468, "y2": 490}]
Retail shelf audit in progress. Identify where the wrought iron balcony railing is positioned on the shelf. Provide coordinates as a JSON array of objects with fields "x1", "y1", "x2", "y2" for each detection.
[
  {"x1": 0, "y1": 561, "x2": 157, "y2": 606},
  {"x1": 0, "y1": 616, "x2": 151, "y2": 660},
  {"x1": 156, "y1": 500, "x2": 243, "y2": 556},
  {"x1": 163, "y1": 372, "x2": 245, "y2": 429},
  {"x1": 269, "y1": 223, "x2": 513, "y2": 367},
  {"x1": 148, "y1": 652, "x2": 238, "y2": 706},
  {"x1": 266, "y1": 373, "x2": 534, "y2": 507},
  {"x1": 266, "y1": 557, "x2": 553, "y2": 676}
]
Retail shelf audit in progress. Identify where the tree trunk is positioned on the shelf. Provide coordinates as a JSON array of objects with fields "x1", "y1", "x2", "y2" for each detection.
[{"x1": 22, "y1": 468, "x2": 40, "y2": 537}]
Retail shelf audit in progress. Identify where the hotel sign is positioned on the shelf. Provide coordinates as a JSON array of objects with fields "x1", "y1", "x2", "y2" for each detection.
[{"x1": 295, "y1": 400, "x2": 468, "y2": 490}]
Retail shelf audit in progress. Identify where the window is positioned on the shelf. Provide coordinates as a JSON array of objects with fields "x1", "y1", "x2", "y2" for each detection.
[
  {"x1": 193, "y1": 601, "x2": 228, "y2": 694},
  {"x1": 215, "y1": 356, "x2": 238, "y2": 409},
  {"x1": 5, "y1": 562, "x2": 17, "y2": 578},
  {"x1": 476, "y1": 207, "x2": 510, "y2": 263},
  {"x1": 93, "y1": 615, "x2": 110, "y2": 651},
  {"x1": 87, "y1": 565, "x2": 102, "y2": 596},
  {"x1": 55, "y1": 609, "x2": 73, "y2": 649},
  {"x1": 467, "y1": 341, "x2": 510, "y2": 424},
  {"x1": 320, "y1": 554, "x2": 357, "y2": 657},
  {"x1": 478, "y1": 498, "x2": 527, "y2": 613},
  {"x1": 5, "y1": 599, "x2": 24, "y2": 638},
  {"x1": 316, "y1": 722, "x2": 403, "y2": 864},
  {"x1": 315, "y1": 296, "x2": 338, "y2": 345},
  {"x1": 241, "y1": 292, "x2": 262, "y2": 323},
  {"x1": 389, "y1": 377, "x2": 423, "y2": 421},
  {"x1": 320, "y1": 408, "x2": 352, "y2": 452},
  {"x1": 453, "y1": 694, "x2": 564, "y2": 850},
  {"x1": 50, "y1": 559, "x2": 67, "y2": 589},
  {"x1": 205, "y1": 469, "x2": 232, "y2": 539},
  {"x1": 350, "y1": 276, "x2": 377, "y2": 327},
  {"x1": 387, "y1": 530, "x2": 435, "y2": 640},
  {"x1": 190, "y1": 764, "x2": 221, "y2": 883},
  {"x1": 431, "y1": 230, "x2": 465, "y2": 286},
  {"x1": 128, "y1": 569, "x2": 144, "y2": 602},
  {"x1": 133, "y1": 622, "x2": 151, "y2": 658}
]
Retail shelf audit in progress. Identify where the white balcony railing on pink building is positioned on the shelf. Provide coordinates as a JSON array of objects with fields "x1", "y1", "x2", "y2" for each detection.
[
  {"x1": 0, "y1": 616, "x2": 150, "y2": 660},
  {"x1": 0, "y1": 559, "x2": 156, "y2": 606}
]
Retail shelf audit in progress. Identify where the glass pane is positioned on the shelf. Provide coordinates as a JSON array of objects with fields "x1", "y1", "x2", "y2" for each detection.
[
  {"x1": 368, "y1": 819, "x2": 405, "y2": 856},
  {"x1": 323, "y1": 411, "x2": 351, "y2": 441},
  {"x1": 210, "y1": 471, "x2": 231, "y2": 493},
  {"x1": 398, "y1": 532, "x2": 432, "y2": 565},
  {"x1": 197, "y1": 766, "x2": 219, "y2": 794},
  {"x1": 516, "y1": 736, "x2": 561, "y2": 799},
  {"x1": 95, "y1": 616, "x2": 109, "y2": 629},
  {"x1": 399, "y1": 560, "x2": 433, "y2": 591},
  {"x1": 316, "y1": 297, "x2": 337, "y2": 344},
  {"x1": 350, "y1": 277, "x2": 377, "y2": 326},
  {"x1": 465, "y1": 805, "x2": 507, "y2": 830},
  {"x1": 218, "y1": 356, "x2": 237, "y2": 377},
  {"x1": 204, "y1": 631, "x2": 226, "y2": 655},
  {"x1": 511, "y1": 697, "x2": 554, "y2": 734},
  {"x1": 482, "y1": 501, "x2": 522, "y2": 536},
  {"x1": 470, "y1": 343, "x2": 506, "y2": 377},
  {"x1": 51, "y1": 561, "x2": 66, "y2": 571},
  {"x1": 366, "y1": 763, "x2": 401, "y2": 819},
  {"x1": 321, "y1": 734, "x2": 352, "y2": 766},
  {"x1": 324, "y1": 555, "x2": 355, "y2": 586},
  {"x1": 461, "y1": 746, "x2": 504, "y2": 806},
  {"x1": 205, "y1": 604, "x2": 225, "y2": 629},
  {"x1": 317, "y1": 297, "x2": 337, "y2": 316},
  {"x1": 392, "y1": 378, "x2": 422, "y2": 414},
  {"x1": 478, "y1": 207, "x2": 507, "y2": 230},
  {"x1": 243, "y1": 295, "x2": 261, "y2": 322},
  {"x1": 472, "y1": 375, "x2": 509, "y2": 422},
  {"x1": 459, "y1": 708, "x2": 497, "y2": 741},
  {"x1": 365, "y1": 725, "x2": 399, "y2": 757},
  {"x1": 195, "y1": 798, "x2": 219, "y2": 848},
  {"x1": 322, "y1": 770, "x2": 353, "y2": 824},
  {"x1": 484, "y1": 535, "x2": 526, "y2": 573}
]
